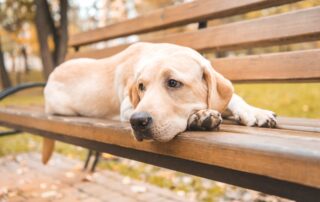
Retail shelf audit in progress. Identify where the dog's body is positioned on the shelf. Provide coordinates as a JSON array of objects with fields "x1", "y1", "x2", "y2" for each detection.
[{"x1": 45, "y1": 42, "x2": 276, "y2": 143}]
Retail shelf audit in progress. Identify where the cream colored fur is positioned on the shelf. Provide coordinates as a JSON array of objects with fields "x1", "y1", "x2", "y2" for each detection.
[{"x1": 43, "y1": 42, "x2": 276, "y2": 163}]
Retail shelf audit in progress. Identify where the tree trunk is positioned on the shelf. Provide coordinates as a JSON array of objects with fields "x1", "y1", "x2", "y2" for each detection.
[
  {"x1": 35, "y1": 0, "x2": 55, "y2": 79},
  {"x1": 35, "y1": 0, "x2": 68, "y2": 80},
  {"x1": 0, "y1": 40, "x2": 12, "y2": 89},
  {"x1": 55, "y1": 0, "x2": 68, "y2": 65},
  {"x1": 10, "y1": 51, "x2": 21, "y2": 85},
  {"x1": 21, "y1": 46, "x2": 29, "y2": 74}
]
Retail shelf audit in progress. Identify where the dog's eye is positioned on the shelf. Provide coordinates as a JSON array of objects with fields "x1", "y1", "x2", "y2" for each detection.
[
  {"x1": 167, "y1": 79, "x2": 182, "y2": 88},
  {"x1": 138, "y1": 83, "x2": 145, "y2": 91}
]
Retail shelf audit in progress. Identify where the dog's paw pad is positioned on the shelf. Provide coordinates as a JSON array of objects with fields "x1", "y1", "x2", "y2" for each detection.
[{"x1": 188, "y1": 109, "x2": 222, "y2": 131}]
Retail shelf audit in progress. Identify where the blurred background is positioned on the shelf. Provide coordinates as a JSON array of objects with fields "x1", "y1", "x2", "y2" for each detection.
[{"x1": 0, "y1": 0, "x2": 319, "y2": 201}]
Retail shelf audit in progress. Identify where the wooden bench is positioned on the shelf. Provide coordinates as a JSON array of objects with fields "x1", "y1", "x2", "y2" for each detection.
[{"x1": 0, "y1": 0, "x2": 319, "y2": 201}]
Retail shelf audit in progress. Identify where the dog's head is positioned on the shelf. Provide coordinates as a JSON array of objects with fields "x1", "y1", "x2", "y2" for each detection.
[{"x1": 128, "y1": 44, "x2": 233, "y2": 142}]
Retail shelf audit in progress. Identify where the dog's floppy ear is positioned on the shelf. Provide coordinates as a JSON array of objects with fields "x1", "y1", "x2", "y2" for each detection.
[
  {"x1": 129, "y1": 82, "x2": 140, "y2": 108},
  {"x1": 202, "y1": 60, "x2": 234, "y2": 112}
]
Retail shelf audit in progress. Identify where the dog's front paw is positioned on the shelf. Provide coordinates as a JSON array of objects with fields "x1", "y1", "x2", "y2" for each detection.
[
  {"x1": 233, "y1": 106, "x2": 277, "y2": 128},
  {"x1": 187, "y1": 109, "x2": 222, "y2": 131}
]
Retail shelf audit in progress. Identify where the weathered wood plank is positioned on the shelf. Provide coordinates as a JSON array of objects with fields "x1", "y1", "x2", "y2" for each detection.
[
  {"x1": 67, "y1": 6, "x2": 320, "y2": 60},
  {"x1": 69, "y1": 0, "x2": 303, "y2": 47},
  {"x1": 212, "y1": 49, "x2": 320, "y2": 82},
  {"x1": 0, "y1": 107, "x2": 319, "y2": 189},
  {"x1": 67, "y1": 44, "x2": 128, "y2": 60},
  {"x1": 31, "y1": 133, "x2": 320, "y2": 202},
  {"x1": 277, "y1": 117, "x2": 320, "y2": 128}
]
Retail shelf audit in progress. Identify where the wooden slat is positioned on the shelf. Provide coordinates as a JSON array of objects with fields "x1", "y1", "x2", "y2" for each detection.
[
  {"x1": 223, "y1": 116, "x2": 320, "y2": 133},
  {"x1": 68, "y1": 7, "x2": 320, "y2": 59},
  {"x1": 277, "y1": 117, "x2": 320, "y2": 128},
  {"x1": 0, "y1": 107, "x2": 319, "y2": 189},
  {"x1": 15, "y1": 128, "x2": 319, "y2": 201},
  {"x1": 212, "y1": 49, "x2": 320, "y2": 82},
  {"x1": 67, "y1": 44, "x2": 128, "y2": 60},
  {"x1": 69, "y1": 0, "x2": 303, "y2": 47}
]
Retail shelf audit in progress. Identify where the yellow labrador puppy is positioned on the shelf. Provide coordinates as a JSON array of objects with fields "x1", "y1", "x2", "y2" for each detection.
[{"x1": 43, "y1": 42, "x2": 276, "y2": 162}]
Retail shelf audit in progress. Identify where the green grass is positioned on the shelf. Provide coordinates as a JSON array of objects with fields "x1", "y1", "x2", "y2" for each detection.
[
  {"x1": 0, "y1": 71, "x2": 319, "y2": 201},
  {"x1": 9, "y1": 70, "x2": 44, "y2": 86},
  {"x1": 0, "y1": 89, "x2": 44, "y2": 106},
  {"x1": 0, "y1": 133, "x2": 40, "y2": 156},
  {"x1": 235, "y1": 83, "x2": 320, "y2": 118}
]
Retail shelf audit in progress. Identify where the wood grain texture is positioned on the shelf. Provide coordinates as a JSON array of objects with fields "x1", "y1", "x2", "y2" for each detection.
[
  {"x1": 67, "y1": 6, "x2": 320, "y2": 60},
  {"x1": 0, "y1": 107, "x2": 319, "y2": 189},
  {"x1": 212, "y1": 49, "x2": 320, "y2": 82},
  {"x1": 66, "y1": 44, "x2": 128, "y2": 60},
  {"x1": 68, "y1": 0, "x2": 302, "y2": 47}
]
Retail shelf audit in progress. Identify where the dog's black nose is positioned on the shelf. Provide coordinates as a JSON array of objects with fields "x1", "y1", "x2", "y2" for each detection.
[{"x1": 130, "y1": 112, "x2": 153, "y2": 131}]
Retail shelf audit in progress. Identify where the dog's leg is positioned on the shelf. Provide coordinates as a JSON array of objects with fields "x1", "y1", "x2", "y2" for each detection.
[
  {"x1": 187, "y1": 109, "x2": 222, "y2": 131},
  {"x1": 120, "y1": 96, "x2": 134, "y2": 121},
  {"x1": 225, "y1": 94, "x2": 277, "y2": 127}
]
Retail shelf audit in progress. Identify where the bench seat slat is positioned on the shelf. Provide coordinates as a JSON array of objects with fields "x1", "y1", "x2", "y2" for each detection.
[
  {"x1": 277, "y1": 117, "x2": 320, "y2": 128},
  {"x1": 68, "y1": 6, "x2": 320, "y2": 60},
  {"x1": 0, "y1": 107, "x2": 319, "y2": 189},
  {"x1": 68, "y1": 0, "x2": 303, "y2": 47},
  {"x1": 223, "y1": 117, "x2": 320, "y2": 133}
]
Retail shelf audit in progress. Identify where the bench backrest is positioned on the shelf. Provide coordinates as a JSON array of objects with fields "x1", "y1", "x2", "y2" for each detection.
[{"x1": 67, "y1": 0, "x2": 320, "y2": 83}]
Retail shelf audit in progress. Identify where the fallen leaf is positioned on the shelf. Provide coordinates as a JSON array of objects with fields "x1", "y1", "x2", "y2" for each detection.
[{"x1": 130, "y1": 185, "x2": 147, "y2": 193}]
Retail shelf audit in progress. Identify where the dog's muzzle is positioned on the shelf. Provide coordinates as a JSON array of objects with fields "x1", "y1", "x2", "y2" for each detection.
[{"x1": 130, "y1": 112, "x2": 153, "y2": 141}]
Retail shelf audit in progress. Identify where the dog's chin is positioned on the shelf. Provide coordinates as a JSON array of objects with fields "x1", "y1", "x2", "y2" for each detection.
[
  {"x1": 130, "y1": 129, "x2": 181, "y2": 142},
  {"x1": 149, "y1": 128, "x2": 184, "y2": 143},
  {"x1": 131, "y1": 130, "x2": 153, "y2": 142},
  {"x1": 151, "y1": 134, "x2": 177, "y2": 142}
]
